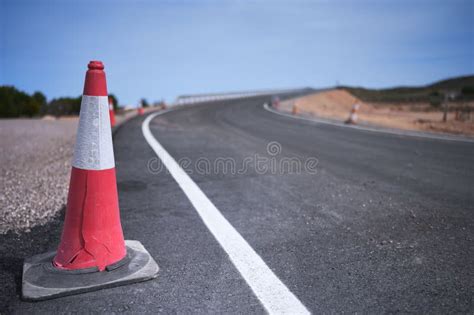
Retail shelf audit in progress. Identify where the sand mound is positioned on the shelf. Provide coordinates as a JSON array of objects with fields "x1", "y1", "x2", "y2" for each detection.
[
  {"x1": 279, "y1": 89, "x2": 474, "y2": 136},
  {"x1": 283, "y1": 89, "x2": 360, "y2": 121}
]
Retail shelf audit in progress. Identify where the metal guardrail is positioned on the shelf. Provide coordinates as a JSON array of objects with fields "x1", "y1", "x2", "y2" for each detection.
[{"x1": 173, "y1": 88, "x2": 309, "y2": 106}]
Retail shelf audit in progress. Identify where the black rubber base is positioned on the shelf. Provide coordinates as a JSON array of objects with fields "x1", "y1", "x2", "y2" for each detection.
[{"x1": 22, "y1": 240, "x2": 159, "y2": 301}]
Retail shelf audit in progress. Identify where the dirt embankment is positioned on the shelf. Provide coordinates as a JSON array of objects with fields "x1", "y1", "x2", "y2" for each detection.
[{"x1": 279, "y1": 90, "x2": 474, "y2": 136}]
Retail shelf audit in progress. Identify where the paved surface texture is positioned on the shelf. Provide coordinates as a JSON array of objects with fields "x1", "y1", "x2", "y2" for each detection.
[{"x1": 1, "y1": 95, "x2": 473, "y2": 313}]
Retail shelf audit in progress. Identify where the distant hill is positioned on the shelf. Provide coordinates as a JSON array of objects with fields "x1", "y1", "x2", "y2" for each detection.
[{"x1": 340, "y1": 75, "x2": 474, "y2": 103}]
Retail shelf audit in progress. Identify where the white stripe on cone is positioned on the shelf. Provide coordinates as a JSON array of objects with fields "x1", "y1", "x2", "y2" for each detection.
[{"x1": 72, "y1": 95, "x2": 115, "y2": 170}]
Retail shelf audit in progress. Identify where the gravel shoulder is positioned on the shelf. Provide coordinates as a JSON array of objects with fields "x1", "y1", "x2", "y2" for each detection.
[
  {"x1": 0, "y1": 107, "x2": 160, "y2": 235},
  {"x1": 0, "y1": 118, "x2": 77, "y2": 311},
  {"x1": 0, "y1": 108, "x2": 163, "y2": 311},
  {"x1": 0, "y1": 118, "x2": 78, "y2": 234}
]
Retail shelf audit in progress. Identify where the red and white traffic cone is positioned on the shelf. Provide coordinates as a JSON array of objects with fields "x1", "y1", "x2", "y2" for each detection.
[
  {"x1": 346, "y1": 103, "x2": 360, "y2": 124},
  {"x1": 53, "y1": 61, "x2": 125, "y2": 271},
  {"x1": 138, "y1": 105, "x2": 144, "y2": 116},
  {"x1": 109, "y1": 96, "x2": 116, "y2": 127},
  {"x1": 22, "y1": 61, "x2": 159, "y2": 301},
  {"x1": 292, "y1": 104, "x2": 298, "y2": 115}
]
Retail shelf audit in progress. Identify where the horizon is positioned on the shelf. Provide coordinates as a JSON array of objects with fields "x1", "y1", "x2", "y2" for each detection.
[{"x1": 1, "y1": 0, "x2": 473, "y2": 105}]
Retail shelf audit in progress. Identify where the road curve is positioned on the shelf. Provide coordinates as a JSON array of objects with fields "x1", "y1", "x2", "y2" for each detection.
[{"x1": 7, "y1": 95, "x2": 474, "y2": 313}]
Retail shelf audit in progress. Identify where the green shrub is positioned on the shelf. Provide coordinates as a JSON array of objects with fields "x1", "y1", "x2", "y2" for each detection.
[
  {"x1": 0, "y1": 86, "x2": 42, "y2": 117},
  {"x1": 44, "y1": 96, "x2": 82, "y2": 117},
  {"x1": 461, "y1": 86, "x2": 474, "y2": 96},
  {"x1": 0, "y1": 86, "x2": 123, "y2": 117},
  {"x1": 429, "y1": 91, "x2": 443, "y2": 108}
]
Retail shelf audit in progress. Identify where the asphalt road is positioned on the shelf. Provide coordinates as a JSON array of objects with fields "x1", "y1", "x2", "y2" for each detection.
[{"x1": 2, "y1": 95, "x2": 473, "y2": 313}]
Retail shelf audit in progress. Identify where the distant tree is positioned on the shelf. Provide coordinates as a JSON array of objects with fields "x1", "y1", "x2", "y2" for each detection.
[
  {"x1": 45, "y1": 96, "x2": 82, "y2": 117},
  {"x1": 461, "y1": 86, "x2": 474, "y2": 96},
  {"x1": 0, "y1": 86, "x2": 42, "y2": 117},
  {"x1": 0, "y1": 87, "x2": 121, "y2": 118},
  {"x1": 141, "y1": 98, "x2": 149, "y2": 108},
  {"x1": 108, "y1": 94, "x2": 119, "y2": 111},
  {"x1": 0, "y1": 86, "x2": 15, "y2": 117},
  {"x1": 33, "y1": 91, "x2": 47, "y2": 106},
  {"x1": 33, "y1": 91, "x2": 48, "y2": 115},
  {"x1": 23, "y1": 98, "x2": 41, "y2": 117},
  {"x1": 429, "y1": 91, "x2": 443, "y2": 108}
]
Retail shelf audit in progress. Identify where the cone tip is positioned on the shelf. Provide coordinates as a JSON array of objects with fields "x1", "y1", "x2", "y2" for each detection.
[{"x1": 88, "y1": 60, "x2": 104, "y2": 70}]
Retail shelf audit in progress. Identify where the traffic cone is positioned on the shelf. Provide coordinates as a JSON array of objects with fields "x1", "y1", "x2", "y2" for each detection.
[
  {"x1": 138, "y1": 104, "x2": 144, "y2": 116},
  {"x1": 292, "y1": 104, "x2": 298, "y2": 115},
  {"x1": 109, "y1": 97, "x2": 116, "y2": 127},
  {"x1": 345, "y1": 103, "x2": 360, "y2": 124},
  {"x1": 53, "y1": 61, "x2": 125, "y2": 271},
  {"x1": 22, "y1": 61, "x2": 159, "y2": 301}
]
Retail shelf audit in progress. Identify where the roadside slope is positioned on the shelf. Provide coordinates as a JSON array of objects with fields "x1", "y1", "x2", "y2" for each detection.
[{"x1": 281, "y1": 89, "x2": 474, "y2": 136}]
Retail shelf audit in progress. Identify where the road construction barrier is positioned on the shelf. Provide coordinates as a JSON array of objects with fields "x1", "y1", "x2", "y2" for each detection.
[
  {"x1": 22, "y1": 61, "x2": 159, "y2": 301},
  {"x1": 109, "y1": 97, "x2": 116, "y2": 127},
  {"x1": 138, "y1": 104, "x2": 145, "y2": 116}
]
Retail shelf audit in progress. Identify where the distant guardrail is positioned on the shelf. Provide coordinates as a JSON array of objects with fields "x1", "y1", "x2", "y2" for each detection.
[{"x1": 173, "y1": 88, "x2": 308, "y2": 106}]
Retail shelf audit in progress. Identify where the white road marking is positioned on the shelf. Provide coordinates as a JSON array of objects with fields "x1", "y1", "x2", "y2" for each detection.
[
  {"x1": 263, "y1": 103, "x2": 474, "y2": 143},
  {"x1": 142, "y1": 112, "x2": 310, "y2": 315}
]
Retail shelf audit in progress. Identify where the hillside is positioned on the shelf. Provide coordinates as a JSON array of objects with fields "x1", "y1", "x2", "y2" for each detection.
[
  {"x1": 278, "y1": 87, "x2": 474, "y2": 136},
  {"x1": 341, "y1": 75, "x2": 474, "y2": 103}
]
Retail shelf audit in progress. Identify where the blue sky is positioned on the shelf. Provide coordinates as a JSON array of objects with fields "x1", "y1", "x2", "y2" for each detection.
[{"x1": 1, "y1": 0, "x2": 473, "y2": 105}]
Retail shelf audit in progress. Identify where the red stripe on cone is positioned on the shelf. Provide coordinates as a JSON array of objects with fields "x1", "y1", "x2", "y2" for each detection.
[
  {"x1": 83, "y1": 61, "x2": 108, "y2": 96},
  {"x1": 109, "y1": 97, "x2": 116, "y2": 127},
  {"x1": 54, "y1": 167, "x2": 126, "y2": 271}
]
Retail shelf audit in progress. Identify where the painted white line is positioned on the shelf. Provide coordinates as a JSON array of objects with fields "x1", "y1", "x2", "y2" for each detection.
[
  {"x1": 142, "y1": 112, "x2": 310, "y2": 315},
  {"x1": 263, "y1": 103, "x2": 474, "y2": 143}
]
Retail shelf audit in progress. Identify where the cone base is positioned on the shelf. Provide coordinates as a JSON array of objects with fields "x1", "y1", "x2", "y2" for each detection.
[{"x1": 22, "y1": 240, "x2": 159, "y2": 301}]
